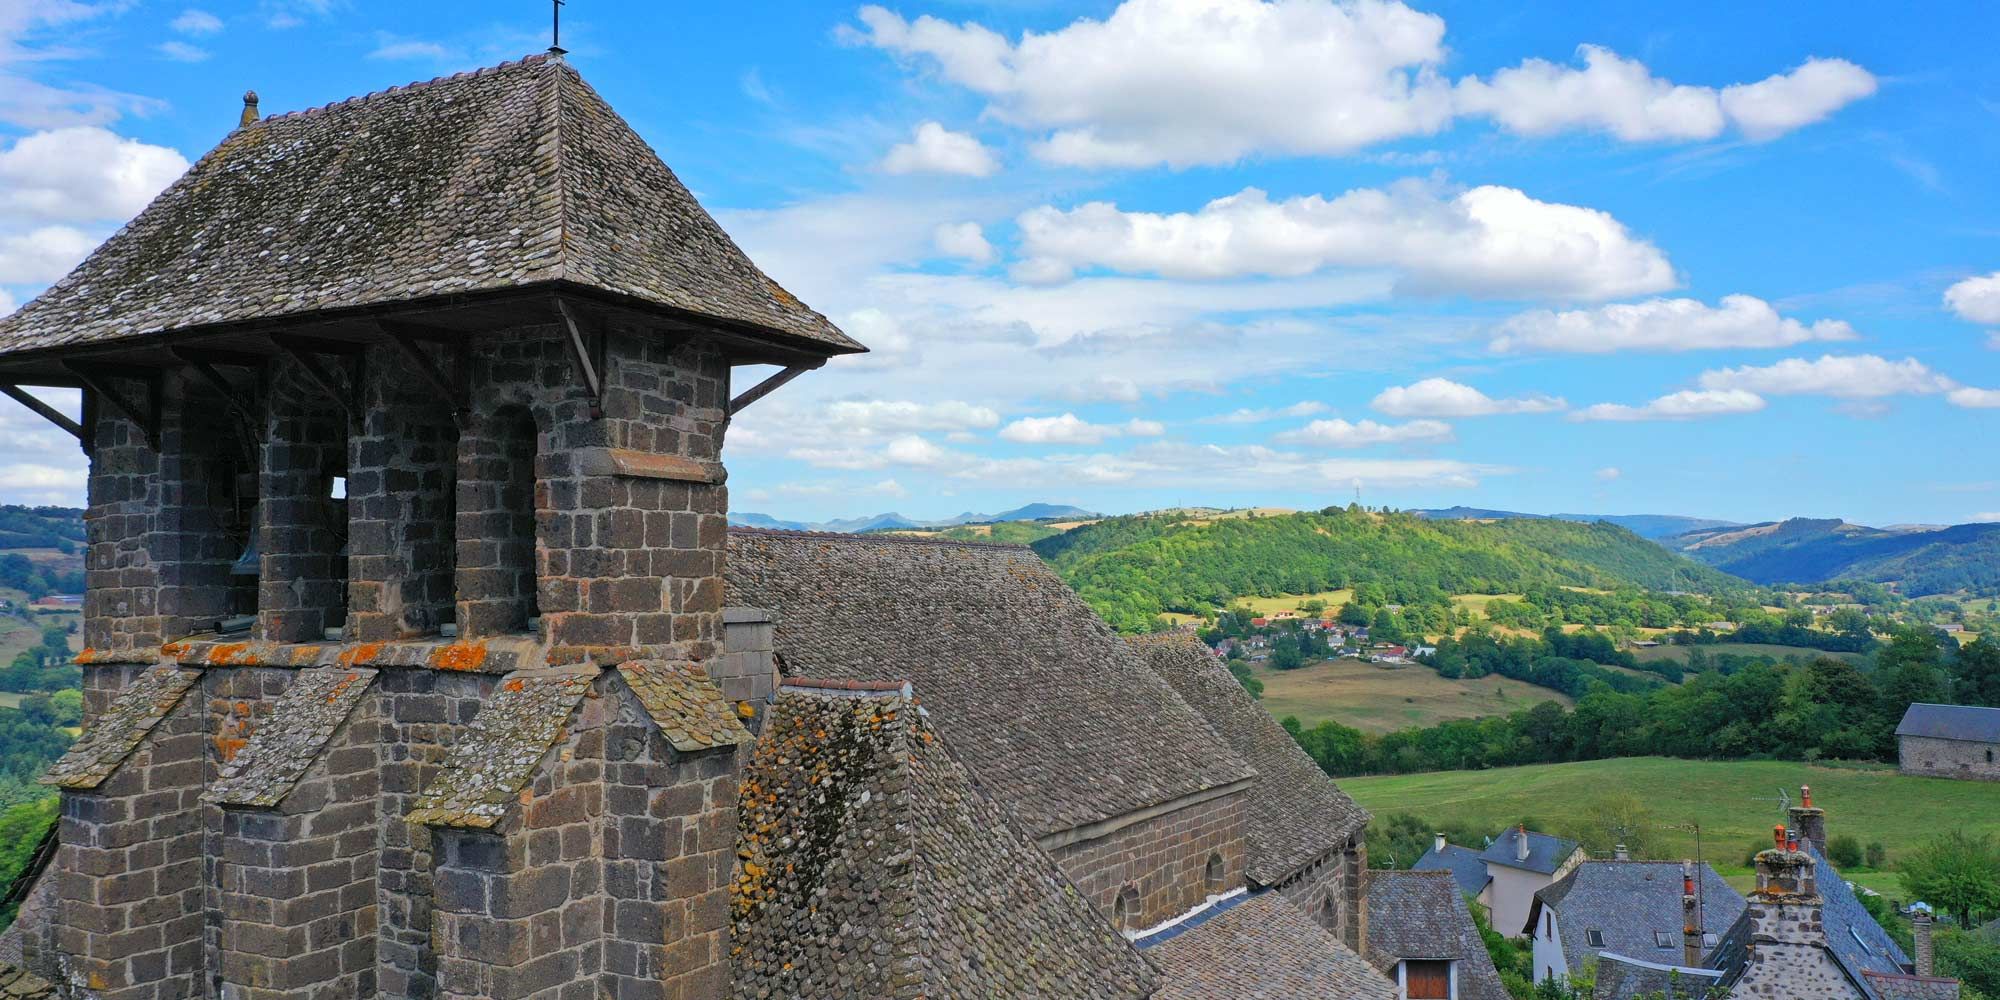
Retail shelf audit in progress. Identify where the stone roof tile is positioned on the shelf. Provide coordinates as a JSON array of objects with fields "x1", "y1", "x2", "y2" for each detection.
[
  {"x1": 41, "y1": 666, "x2": 202, "y2": 790},
  {"x1": 730, "y1": 683, "x2": 1156, "y2": 1000},
  {"x1": 0, "y1": 965, "x2": 54, "y2": 1000},
  {"x1": 614, "y1": 660, "x2": 750, "y2": 753},
  {"x1": 1532, "y1": 861, "x2": 1744, "y2": 972},
  {"x1": 1148, "y1": 891, "x2": 1396, "y2": 1000},
  {"x1": 405, "y1": 667, "x2": 595, "y2": 828},
  {"x1": 1128, "y1": 633, "x2": 1368, "y2": 883},
  {"x1": 723, "y1": 529, "x2": 1255, "y2": 838},
  {"x1": 206, "y1": 668, "x2": 376, "y2": 807},
  {"x1": 1366, "y1": 870, "x2": 1509, "y2": 1000},
  {"x1": 0, "y1": 56, "x2": 858, "y2": 359}
]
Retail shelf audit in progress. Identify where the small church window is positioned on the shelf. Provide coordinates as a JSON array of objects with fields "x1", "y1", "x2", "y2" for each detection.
[
  {"x1": 1113, "y1": 885, "x2": 1140, "y2": 932},
  {"x1": 1204, "y1": 853, "x2": 1225, "y2": 894}
]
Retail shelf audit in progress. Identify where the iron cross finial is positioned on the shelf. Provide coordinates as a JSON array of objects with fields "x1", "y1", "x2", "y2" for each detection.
[{"x1": 550, "y1": 0, "x2": 567, "y2": 56}]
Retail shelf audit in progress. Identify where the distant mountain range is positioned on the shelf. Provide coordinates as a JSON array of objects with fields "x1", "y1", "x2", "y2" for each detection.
[
  {"x1": 1410, "y1": 506, "x2": 1742, "y2": 540},
  {"x1": 728, "y1": 503, "x2": 1099, "y2": 535},
  {"x1": 1663, "y1": 518, "x2": 2000, "y2": 595}
]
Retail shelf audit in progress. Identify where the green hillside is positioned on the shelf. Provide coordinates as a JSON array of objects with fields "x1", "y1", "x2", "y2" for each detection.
[
  {"x1": 1033, "y1": 507, "x2": 1743, "y2": 632},
  {"x1": 1670, "y1": 518, "x2": 2000, "y2": 595}
]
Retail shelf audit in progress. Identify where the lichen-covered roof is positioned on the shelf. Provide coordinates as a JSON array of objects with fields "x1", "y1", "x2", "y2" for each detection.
[
  {"x1": 614, "y1": 660, "x2": 750, "y2": 753},
  {"x1": 1129, "y1": 633, "x2": 1368, "y2": 883},
  {"x1": 731, "y1": 682, "x2": 1157, "y2": 1000},
  {"x1": 0, "y1": 55, "x2": 859, "y2": 359},
  {"x1": 405, "y1": 667, "x2": 595, "y2": 828},
  {"x1": 1531, "y1": 861, "x2": 1744, "y2": 971},
  {"x1": 0, "y1": 964, "x2": 54, "y2": 1000},
  {"x1": 1366, "y1": 870, "x2": 1509, "y2": 1000},
  {"x1": 723, "y1": 530, "x2": 1255, "y2": 838},
  {"x1": 1146, "y1": 891, "x2": 1396, "y2": 1000},
  {"x1": 206, "y1": 668, "x2": 376, "y2": 807},
  {"x1": 41, "y1": 666, "x2": 202, "y2": 790}
]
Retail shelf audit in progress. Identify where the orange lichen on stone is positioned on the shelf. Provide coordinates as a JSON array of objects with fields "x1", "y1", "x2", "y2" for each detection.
[
  {"x1": 207, "y1": 643, "x2": 254, "y2": 665},
  {"x1": 337, "y1": 642, "x2": 386, "y2": 667},
  {"x1": 429, "y1": 642, "x2": 490, "y2": 672}
]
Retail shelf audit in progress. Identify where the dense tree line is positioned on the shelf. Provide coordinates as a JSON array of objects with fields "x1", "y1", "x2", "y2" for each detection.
[
  {"x1": 1286, "y1": 634, "x2": 1998, "y2": 778},
  {"x1": 0, "y1": 554, "x2": 82, "y2": 602},
  {"x1": 1424, "y1": 627, "x2": 1674, "y2": 691},
  {"x1": 1034, "y1": 507, "x2": 1744, "y2": 633},
  {"x1": 0, "y1": 505, "x2": 84, "y2": 554}
]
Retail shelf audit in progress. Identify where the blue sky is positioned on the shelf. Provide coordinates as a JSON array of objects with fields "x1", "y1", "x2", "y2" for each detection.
[{"x1": 1, "y1": 1, "x2": 1996, "y2": 526}]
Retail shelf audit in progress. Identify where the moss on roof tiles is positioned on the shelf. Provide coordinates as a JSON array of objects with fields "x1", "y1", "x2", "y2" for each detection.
[
  {"x1": 723, "y1": 529, "x2": 1255, "y2": 839},
  {"x1": 206, "y1": 668, "x2": 376, "y2": 808},
  {"x1": 405, "y1": 667, "x2": 595, "y2": 829},
  {"x1": 614, "y1": 660, "x2": 750, "y2": 753},
  {"x1": 41, "y1": 666, "x2": 203, "y2": 790},
  {"x1": 1148, "y1": 892, "x2": 1395, "y2": 1000},
  {"x1": 0, "y1": 55, "x2": 858, "y2": 358}
]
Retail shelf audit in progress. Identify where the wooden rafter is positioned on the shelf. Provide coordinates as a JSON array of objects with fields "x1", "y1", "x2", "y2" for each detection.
[
  {"x1": 729, "y1": 364, "x2": 816, "y2": 416},
  {"x1": 270, "y1": 334, "x2": 354, "y2": 419},
  {"x1": 375, "y1": 321, "x2": 468, "y2": 418},
  {"x1": 553, "y1": 297, "x2": 604, "y2": 419},
  {"x1": 0, "y1": 384, "x2": 84, "y2": 443},
  {"x1": 61, "y1": 361, "x2": 159, "y2": 449}
]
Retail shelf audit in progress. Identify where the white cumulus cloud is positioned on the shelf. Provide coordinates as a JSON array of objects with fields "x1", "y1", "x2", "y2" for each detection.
[
  {"x1": 1571, "y1": 389, "x2": 1767, "y2": 422},
  {"x1": 999, "y1": 412, "x2": 1142, "y2": 445},
  {"x1": 171, "y1": 9, "x2": 224, "y2": 35},
  {"x1": 881, "y1": 122, "x2": 1000, "y2": 177},
  {"x1": 1948, "y1": 387, "x2": 2000, "y2": 409},
  {"x1": 1595, "y1": 466, "x2": 1622, "y2": 482},
  {"x1": 1696, "y1": 354, "x2": 1956, "y2": 399},
  {"x1": 0, "y1": 127, "x2": 190, "y2": 223},
  {"x1": 1204, "y1": 401, "x2": 1330, "y2": 424},
  {"x1": 823, "y1": 399, "x2": 1001, "y2": 433},
  {"x1": 932, "y1": 221, "x2": 994, "y2": 263},
  {"x1": 1273, "y1": 417, "x2": 1453, "y2": 447},
  {"x1": 1371, "y1": 378, "x2": 1565, "y2": 417},
  {"x1": 1491, "y1": 294, "x2": 1858, "y2": 354},
  {"x1": 1012, "y1": 179, "x2": 1674, "y2": 300},
  {"x1": 847, "y1": 1, "x2": 1874, "y2": 168},
  {"x1": 1944, "y1": 271, "x2": 2000, "y2": 327},
  {"x1": 156, "y1": 41, "x2": 209, "y2": 62},
  {"x1": 0, "y1": 225, "x2": 97, "y2": 283}
]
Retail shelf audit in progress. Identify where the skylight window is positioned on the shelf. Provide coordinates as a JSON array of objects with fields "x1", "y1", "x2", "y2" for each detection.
[
  {"x1": 1655, "y1": 931, "x2": 1676, "y2": 948},
  {"x1": 1586, "y1": 930, "x2": 1605, "y2": 948}
]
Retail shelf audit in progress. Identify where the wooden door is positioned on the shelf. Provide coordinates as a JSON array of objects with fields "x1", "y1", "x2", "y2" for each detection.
[{"x1": 1405, "y1": 960, "x2": 1451, "y2": 999}]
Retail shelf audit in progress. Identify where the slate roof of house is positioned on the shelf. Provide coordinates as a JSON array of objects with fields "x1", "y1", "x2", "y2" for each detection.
[
  {"x1": 722, "y1": 530, "x2": 1256, "y2": 838},
  {"x1": 1710, "y1": 844, "x2": 1912, "y2": 1000},
  {"x1": 41, "y1": 666, "x2": 202, "y2": 790},
  {"x1": 405, "y1": 667, "x2": 596, "y2": 828},
  {"x1": 1413, "y1": 843, "x2": 1491, "y2": 897},
  {"x1": 1896, "y1": 703, "x2": 2000, "y2": 743},
  {"x1": 206, "y1": 668, "x2": 376, "y2": 807},
  {"x1": 613, "y1": 661, "x2": 751, "y2": 753},
  {"x1": 1482, "y1": 827, "x2": 1580, "y2": 875},
  {"x1": 731, "y1": 681, "x2": 1157, "y2": 1000},
  {"x1": 1528, "y1": 861, "x2": 1745, "y2": 969},
  {"x1": 1366, "y1": 870, "x2": 1509, "y2": 1000},
  {"x1": 1146, "y1": 892, "x2": 1396, "y2": 1000},
  {"x1": 1128, "y1": 633, "x2": 1368, "y2": 884},
  {"x1": 0, "y1": 55, "x2": 859, "y2": 360},
  {"x1": 1592, "y1": 954, "x2": 1726, "y2": 1000}
]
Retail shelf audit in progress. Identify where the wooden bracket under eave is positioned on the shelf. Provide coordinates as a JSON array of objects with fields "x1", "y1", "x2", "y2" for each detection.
[
  {"x1": 60, "y1": 362, "x2": 160, "y2": 450},
  {"x1": 374, "y1": 321, "x2": 470, "y2": 422},
  {"x1": 728, "y1": 364, "x2": 817, "y2": 416},
  {"x1": 270, "y1": 333, "x2": 357, "y2": 420},
  {"x1": 0, "y1": 384, "x2": 85, "y2": 448},
  {"x1": 554, "y1": 297, "x2": 605, "y2": 420}
]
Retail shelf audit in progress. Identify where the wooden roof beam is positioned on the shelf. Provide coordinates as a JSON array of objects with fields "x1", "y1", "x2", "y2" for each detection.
[{"x1": 0, "y1": 384, "x2": 84, "y2": 445}]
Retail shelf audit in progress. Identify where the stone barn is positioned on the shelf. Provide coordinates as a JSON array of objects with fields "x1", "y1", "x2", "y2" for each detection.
[
  {"x1": 0, "y1": 51, "x2": 1415, "y2": 1000},
  {"x1": 1896, "y1": 703, "x2": 2000, "y2": 781}
]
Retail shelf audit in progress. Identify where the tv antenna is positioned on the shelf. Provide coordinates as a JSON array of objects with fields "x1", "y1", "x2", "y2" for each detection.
[{"x1": 1749, "y1": 787, "x2": 1790, "y2": 815}]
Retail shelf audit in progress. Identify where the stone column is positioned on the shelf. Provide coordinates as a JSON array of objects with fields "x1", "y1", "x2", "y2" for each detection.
[
  {"x1": 346, "y1": 349, "x2": 459, "y2": 641},
  {"x1": 1913, "y1": 905, "x2": 1935, "y2": 978},
  {"x1": 258, "y1": 363, "x2": 351, "y2": 644}
]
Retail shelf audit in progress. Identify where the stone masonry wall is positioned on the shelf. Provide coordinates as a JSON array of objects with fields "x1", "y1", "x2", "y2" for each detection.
[
  {"x1": 1048, "y1": 789, "x2": 1248, "y2": 933},
  {"x1": 1899, "y1": 734, "x2": 2000, "y2": 782},
  {"x1": 52, "y1": 693, "x2": 207, "y2": 1000},
  {"x1": 714, "y1": 609, "x2": 776, "y2": 729},
  {"x1": 214, "y1": 693, "x2": 381, "y2": 1000},
  {"x1": 348, "y1": 349, "x2": 459, "y2": 642},
  {"x1": 1277, "y1": 832, "x2": 1368, "y2": 951},
  {"x1": 258, "y1": 361, "x2": 350, "y2": 644}
]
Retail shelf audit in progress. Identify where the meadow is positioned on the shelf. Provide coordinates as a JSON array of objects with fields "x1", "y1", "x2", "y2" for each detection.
[{"x1": 1252, "y1": 658, "x2": 1573, "y2": 733}]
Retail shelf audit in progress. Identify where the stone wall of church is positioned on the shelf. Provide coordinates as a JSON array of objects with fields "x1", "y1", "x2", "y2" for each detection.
[
  {"x1": 1276, "y1": 833, "x2": 1368, "y2": 952},
  {"x1": 1048, "y1": 790, "x2": 1249, "y2": 933},
  {"x1": 1899, "y1": 735, "x2": 2000, "y2": 781}
]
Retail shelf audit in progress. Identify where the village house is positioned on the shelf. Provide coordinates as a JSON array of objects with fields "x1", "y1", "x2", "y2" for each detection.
[
  {"x1": 1479, "y1": 827, "x2": 1585, "y2": 937},
  {"x1": 1367, "y1": 870, "x2": 1509, "y2": 1000},
  {"x1": 0, "y1": 51, "x2": 1450, "y2": 1000},
  {"x1": 1896, "y1": 703, "x2": 2000, "y2": 781},
  {"x1": 1524, "y1": 859, "x2": 1744, "y2": 986},
  {"x1": 1412, "y1": 834, "x2": 1490, "y2": 903}
]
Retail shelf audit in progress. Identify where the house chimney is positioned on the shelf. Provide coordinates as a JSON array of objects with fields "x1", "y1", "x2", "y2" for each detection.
[
  {"x1": 1614, "y1": 844, "x2": 1631, "y2": 861},
  {"x1": 1682, "y1": 861, "x2": 1703, "y2": 968},
  {"x1": 1912, "y1": 904, "x2": 1935, "y2": 977},
  {"x1": 1435, "y1": 833, "x2": 1448, "y2": 855},
  {"x1": 239, "y1": 90, "x2": 259, "y2": 128},
  {"x1": 1742, "y1": 824, "x2": 1824, "y2": 966},
  {"x1": 1788, "y1": 784, "x2": 1827, "y2": 856},
  {"x1": 1516, "y1": 824, "x2": 1530, "y2": 864}
]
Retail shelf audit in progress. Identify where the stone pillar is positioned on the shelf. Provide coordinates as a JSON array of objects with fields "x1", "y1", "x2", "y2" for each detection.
[
  {"x1": 214, "y1": 693, "x2": 382, "y2": 1000},
  {"x1": 1913, "y1": 905, "x2": 1935, "y2": 977},
  {"x1": 258, "y1": 363, "x2": 350, "y2": 644},
  {"x1": 346, "y1": 350, "x2": 459, "y2": 641},
  {"x1": 715, "y1": 608, "x2": 777, "y2": 729},
  {"x1": 52, "y1": 687, "x2": 207, "y2": 1000},
  {"x1": 455, "y1": 406, "x2": 540, "y2": 638}
]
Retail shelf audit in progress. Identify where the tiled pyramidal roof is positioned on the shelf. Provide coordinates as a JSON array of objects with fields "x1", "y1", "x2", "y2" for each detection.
[
  {"x1": 1129, "y1": 633, "x2": 1368, "y2": 884},
  {"x1": 1148, "y1": 892, "x2": 1395, "y2": 1000},
  {"x1": 405, "y1": 667, "x2": 597, "y2": 829},
  {"x1": 206, "y1": 668, "x2": 377, "y2": 807},
  {"x1": 0, "y1": 55, "x2": 859, "y2": 357},
  {"x1": 731, "y1": 681, "x2": 1158, "y2": 1000},
  {"x1": 1366, "y1": 870, "x2": 1509, "y2": 1000},
  {"x1": 42, "y1": 666, "x2": 202, "y2": 789},
  {"x1": 723, "y1": 530, "x2": 1255, "y2": 838}
]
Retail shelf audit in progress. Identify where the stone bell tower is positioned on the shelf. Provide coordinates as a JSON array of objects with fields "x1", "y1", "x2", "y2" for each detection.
[{"x1": 0, "y1": 53, "x2": 861, "y2": 1000}]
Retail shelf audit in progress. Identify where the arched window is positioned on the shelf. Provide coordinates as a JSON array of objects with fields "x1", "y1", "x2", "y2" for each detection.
[
  {"x1": 458, "y1": 406, "x2": 540, "y2": 637},
  {"x1": 1113, "y1": 885, "x2": 1140, "y2": 932},
  {"x1": 1204, "y1": 853, "x2": 1226, "y2": 894}
]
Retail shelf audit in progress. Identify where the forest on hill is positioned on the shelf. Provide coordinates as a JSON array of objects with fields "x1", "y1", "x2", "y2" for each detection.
[
  {"x1": 1668, "y1": 518, "x2": 2000, "y2": 595},
  {"x1": 1032, "y1": 507, "x2": 1743, "y2": 633}
]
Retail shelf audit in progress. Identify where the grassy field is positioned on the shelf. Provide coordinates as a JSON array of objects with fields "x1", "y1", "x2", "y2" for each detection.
[
  {"x1": 1236, "y1": 590, "x2": 1355, "y2": 617},
  {"x1": 1253, "y1": 658, "x2": 1573, "y2": 733},
  {"x1": 1633, "y1": 642, "x2": 1868, "y2": 667},
  {"x1": 1341, "y1": 757, "x2": 2000, "y2": 877}
]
